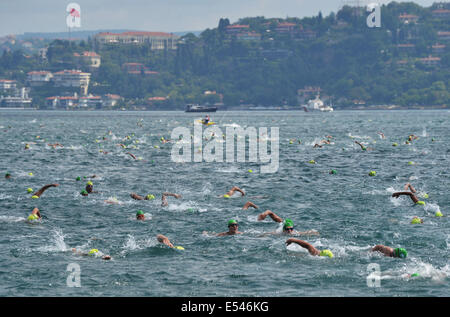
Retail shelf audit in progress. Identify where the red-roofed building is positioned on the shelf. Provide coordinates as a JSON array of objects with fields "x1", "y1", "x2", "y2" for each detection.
[
  {"x1": 417, "y1": 55, "x2": 441, "y2": 66},
  {"x1": 94, "y1": 31, "x2": 179, "y2": 50},
  {"x1": 432, "y1": 9, "x2": 450, "y2": 19},
  {"x1": 225, "y1": 25, "x2": 250, "y2": 35},
  {"x1": 437, "y1": 31, "x2": 450, "y2": 41},
  {"x1": 399, "y1": 13, "x2": 419, "y2": 24},
  {"x1": 73, "y1": 51, "x2": 101, "y2": 68},
  {"x1": 236, "y1": 32, "x2": 261, "y2": 41},
  {"x1": 27, "y1": 71, "x2": 53, "y2": 86},
  {"x1": 0, "y1": 79, "x2": 17, "y2": 90},
  {"x1": 275, "y1": 22, "x2": 299, "y2": 35},
  {"x1": 432, "y1": 43, "x2": 446, "y2": 54},
  {"x1": 52, "y1": 70, "x2": 91, "y2": 95}
]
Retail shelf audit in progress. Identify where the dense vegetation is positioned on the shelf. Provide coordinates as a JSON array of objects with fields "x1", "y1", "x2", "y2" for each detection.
[{"x1": 0, "y1": 1, "x2": 449, "y2": 109}]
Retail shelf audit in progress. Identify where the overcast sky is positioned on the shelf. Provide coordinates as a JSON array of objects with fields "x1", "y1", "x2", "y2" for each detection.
[{"x1": 0, "y1": 0, "x2": 441, "y2": 37}]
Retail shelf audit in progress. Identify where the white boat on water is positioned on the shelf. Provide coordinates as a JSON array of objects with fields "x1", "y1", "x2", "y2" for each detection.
[{"x1": 305, "y1": 95, "x2": 333, "y2": 112}]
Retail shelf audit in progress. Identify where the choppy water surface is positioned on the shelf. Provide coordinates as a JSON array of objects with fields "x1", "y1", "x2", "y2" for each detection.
[{"x1": 0, "y1": 110, "x2": 448, "y2": 296}]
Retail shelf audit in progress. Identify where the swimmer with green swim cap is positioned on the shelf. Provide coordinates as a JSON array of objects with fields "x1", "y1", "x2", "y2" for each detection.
[
  {"x1": 372, "y1": 245, "x2": 407, "y2": 258},
  {"x1": 285, "y1": 239, "x2": 333, "y2": 258},
  {"x1": 355, "y1": 140, "x2": 372, "y2": 151},
  {"x1": 257, "y1": 210, "x2": 320, "y2": 236},
  {"x1": 80, "y1": 190, "x2": 89, "y2": 196},
  {"x1": 217, "y1": 219, "x2": 243, "y2": 236},
  {"x1": 5, "y1": 172, "x2": 11, "y2": 179},
  {"x1": 136, "y1": 210, "x2": 145, "y2": 220}
]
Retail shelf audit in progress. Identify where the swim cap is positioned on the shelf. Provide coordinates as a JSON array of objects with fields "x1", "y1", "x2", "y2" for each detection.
[
  {"x1": 308, "y1": 160, "x2": 316, "y2": 164},
  {"x1": 86, "y1": 181, "x2": 93, "y2": 186},
  {"x1": 27, "y1": 214, "x2": 39, "y2": 221},
  {"x1": 80, "y1": 190, "x2": 88, "y2": 196},
  {"x1": 394, "y1": 248, "x2": 407, "y2": 258},
  {"x1": 28, "y1": 172, "x2": 33, "y2": 176},
  {"x1": 392, "y1": 143, "x2": 398, "y2": 146},
  {"x1": 248, "y1": 169, "x2": 253, "y2": 173},
  {"x1": 223, "y1": 194, "x2": 230, "y2": 198},
  {"x1": 146, "y1": 194, "x2": 155, "y2": 200},
  {"x1": 408, "y1": 161, "x2": 414, "y2": 165},
  {"x1": 174, "y1": 246, "x2": 185, "y2": 250},
  {"x1": 319, "y1": 250, "x2": 333, "y2": 258},
  {"x1": 136, "y1": 210, "x2": 144, "y2": 216},
  {"x1": 416, "y1": 201, "x2": 425, "y2": 206},
  {"x1": 369, "y1": 171, "x2": 376, "y2": 176},
  {"x1": 31, "y1": 195, "x2": 39, "y2": 199},
  {"x1": 228, "y1": 219, "x2": 238, "y2": 226},
  {"x1": 27, "y1": 188, "x2": 33, "y2": 193},
  {"x1": 5, "y1": 172, "x2": 10, "y2": 177},
  {"x1": 422, "y1": 193, "x2": 429, "y2": 199},
  {"x1": 329, "y1": 169, "x2": 337, "y2": 175},
  {"x1": 411, "y1": 217, "x2": 422, "y2": 224},
  {"x1": 411, "y1": 273, "x2": 420, "y2": 277},
  {"x1": 435, "y1": 211, "x2": 443, "y2": 217},
  {"x1": 283, "y1": 219, "x2": 294, "y2": 229},
  {"x1": 76, "y1": 177, "x2": 81, "y2": 181},
  {"x1": 89, "y1": 249, "x2": 99, "y2": 255}
]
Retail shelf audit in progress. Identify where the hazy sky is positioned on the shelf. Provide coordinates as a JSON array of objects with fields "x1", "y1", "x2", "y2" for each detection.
[{"x1": 0, "y1": 0, "x2": 441, "y2": 36}]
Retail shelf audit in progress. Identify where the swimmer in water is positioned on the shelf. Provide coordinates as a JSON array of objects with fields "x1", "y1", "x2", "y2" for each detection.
[
  {"x1": 130, "y1": 193, "x2": 155, "y2": 200},
  {"x1": 408, "y1": 134, "x2": 419, "y2": 142},
  {"x1": 24, "y1": 143, "x2": 30, "y2": 150},
  {"x1": 161, "y1": 192, "x2": 182, "y2": 207},
  {"x1": 371, "y1": 245, "x2": 408, "y2": 258},
  {"x1": 5, "y1": 172, "x2": 11, "y2": 179},
  {"x1": 26, "y1": 207, "x2": 41, "y2": 221},
  {"x1": 377, "y1": 132, "x2": 385, "y2": 139},
  {"x1": 126, "y1": 152, "x2": 137, "y2": 160},
  {"x1": 258, "y1": 211, "x2": 319, "y2": 236},
  {"x1": 217, "y1": 219, "x2": 243, "y2": 236},
  {"x1": 285, "y1": 239, "x2": 333, "y2": 257},
  {"x1": 157, "y1": 234, "x2": 175, "y2": 248},
  {"x1": 136, "y1": 210, "x2": 145, "y2": 220},
  {"x1": 391, "y1": 183, "x2": 420, "y2": 204},
  {"x1": 222, "y1": 186, "x2": 245, "y2": 198},
  {"x1": 72, "y1": 248, "x2": 111, "y2": 260},
  {"x1": 32, "y1": 183, "x2": 59, "y2": 198},
  {"x1": 313, "y1": 144, "x2": 323, "y2": 148},
  {"x1": 354, "y1": 140, "x2": 372, "y2": 151},
  {"x1": 48, "y1": 143, "x2": 63, "y2": 149},
  {"x1": 85, "y1": 181, "x2": 99, "y2": 194},
  {"x1": 242, "y1": 201, "x2": 258, "y2": 210}
]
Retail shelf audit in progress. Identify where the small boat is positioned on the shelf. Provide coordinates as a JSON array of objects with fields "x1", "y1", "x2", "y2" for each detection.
[
  {"x1": 185, "y1": 104, "x2": 217, "y2": 112},
  {"x1": 196, "y1": 120, "x2": 216, "y2": 125},
  {"x1": 306, "y1": 95, "x2": 333, "y2": 112}
]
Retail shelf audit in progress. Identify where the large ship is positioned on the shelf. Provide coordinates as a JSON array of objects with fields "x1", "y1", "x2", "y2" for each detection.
[
  {"x1": 304, "y1": 95, "x2": 333, "y2": 112},
  {"x1": 185, "y1": 104, "x2": 217, "y2": 112}
]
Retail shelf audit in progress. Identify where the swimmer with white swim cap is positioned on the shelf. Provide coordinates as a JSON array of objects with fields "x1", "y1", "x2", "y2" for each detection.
[{"x1": 285, "y1": 238, "x2": 333, "y2": 258}]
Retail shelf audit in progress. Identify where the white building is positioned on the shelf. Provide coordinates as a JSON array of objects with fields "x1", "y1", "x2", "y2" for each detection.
[
  {"x1": 0, "y1": 79, "x2": 17, "y2": 91},
  {"x1": 94, "y1": 31, "x2": 179, "y2": 50},
  {"x1": 52, "y1": 70, "x2": 91, "y2": 95},
  {"x1": 27, "y1": 71, "x2": 53, "y2": 86}
]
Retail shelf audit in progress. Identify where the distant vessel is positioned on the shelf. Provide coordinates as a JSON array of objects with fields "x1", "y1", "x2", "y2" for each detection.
[
  {"x1": 305, "y1": 95, "x2": 333, "y2": 112},
  {"x1": 185, "y1": 104, "x2": 217, "y2": 112}
]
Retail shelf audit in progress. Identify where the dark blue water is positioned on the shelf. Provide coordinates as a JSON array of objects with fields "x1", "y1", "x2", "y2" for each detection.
[{"x1": 0, "y1": 110, "x2": 448, "y2": 296}]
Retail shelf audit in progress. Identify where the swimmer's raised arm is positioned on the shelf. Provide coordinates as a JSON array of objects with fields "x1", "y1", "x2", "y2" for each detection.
[
  {"x1": 285, "y1": 238, "x2": 320, "y2": 256},
  {"x1": 404, "y1": 183, "x2": 417, "y2": 193},
  {"x1": 126, "y1": 152, "x2": 136, "y2": 160},
  {"x1": 354, "y1": 140, "x2": 366, "y2": 150},
  {"x1": 392, "y1": 192, "x2": 419, "y2": 204},
  {"x1": 161, "y1": 192, "x2": 182, "y2": 206},
  {"x1": 130, "y1": 193, "x2": 144, "y2": 200},
  {"x1": 257, "y1": 210, "x2": 283, "y2": 223},
  {"x1": 225, "y1": 186, "x2": 245, "y2": 197},
  {"x1": 33, "y1": 183, "x2": 59, "y2": 197},
  {"x1": 243, "y1": 201, "x2": 258, "y2": 210},
  {"x1": 157, "y1": 234, "x2": 174, "y2": 248}
]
